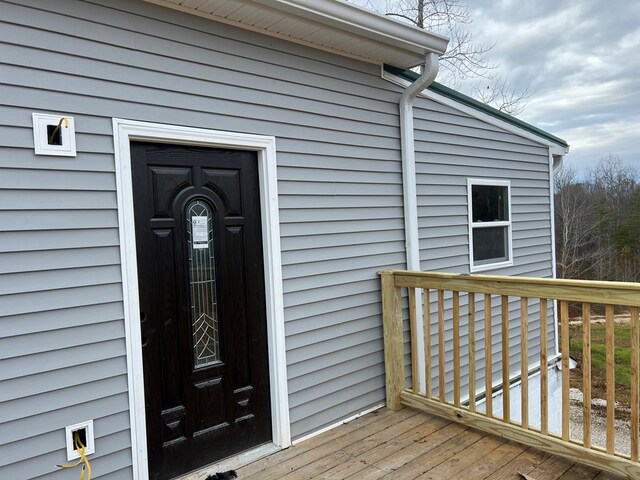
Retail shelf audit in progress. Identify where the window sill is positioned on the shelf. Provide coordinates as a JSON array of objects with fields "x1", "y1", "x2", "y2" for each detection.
[{"x1": 470, "y1": 260, "x2": 514, "y2": 273}]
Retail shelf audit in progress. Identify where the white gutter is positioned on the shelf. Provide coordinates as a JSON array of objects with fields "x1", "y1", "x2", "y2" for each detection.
[
  {"x1": 145, "y1": 0, "x2": 449, "y2": 68},
  {"x1": 399, "y1": 53, "x2": 440, "y2": 393},
  {"x1": 258, "y1": 0, "x2": 449, "y2": 55}
]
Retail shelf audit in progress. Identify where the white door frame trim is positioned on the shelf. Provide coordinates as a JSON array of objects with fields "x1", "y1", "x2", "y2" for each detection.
[{"x1": 112, "y1": 118, "x2": 291, "y2": 480}]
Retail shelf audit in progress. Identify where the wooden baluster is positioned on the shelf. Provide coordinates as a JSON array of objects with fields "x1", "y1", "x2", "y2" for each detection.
[
  {"x1": 409, "y1": 287, "x2": 418, "y2": 394},
  {"x1": 469, "y1": 292, "x2": 476, "y2": 413},
  {"x1": 631, "y1": 306, "x2": 639, "y2": 461},
  {"x1": 606, "y1": 304, "x2": 615, "y2": 454},
  {"x1": 438, "y1": 290, "x2": 446, "y2": 403},
  {"x1": 561, "y1": 300, "x2": 570, "y2": 442},
  {"x1": 582, "y1": 303, "x2": 592, "y2": 449},
  {"x1": 424, "y1": 288, "x2": 432, "y2": 399},
  {"x1": 521, "y1": 297, "x2": 529, "y2": 429},
  {"x1": 502, "y1": 295, "x2": 510, "y2": 423},
  {"x1": 485, "y1": 294, "x2": 493, "y2": 417},
  {"x1": 540, "y1": 298, "x2": 548, "y2": 435},
  {"x1": 453, "y1": 291, "x2": 461, "y2": 407}
]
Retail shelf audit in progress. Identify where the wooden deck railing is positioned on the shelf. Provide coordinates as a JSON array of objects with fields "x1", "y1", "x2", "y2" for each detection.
[{"x1": 381, "y1": 270, "x2": 640, "y2": 478}]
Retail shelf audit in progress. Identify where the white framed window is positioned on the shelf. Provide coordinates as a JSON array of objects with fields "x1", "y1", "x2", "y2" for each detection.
[{"x1": 468, "y1": 178, "x2": 513, "y2": 272}]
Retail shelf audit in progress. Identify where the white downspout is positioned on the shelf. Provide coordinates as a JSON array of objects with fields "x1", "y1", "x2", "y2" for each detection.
[{"x1": 399, "y1": 53, "x2": 440, "y2": 393}]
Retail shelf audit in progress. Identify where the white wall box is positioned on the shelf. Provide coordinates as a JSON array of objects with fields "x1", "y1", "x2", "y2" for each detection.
[
  {"x1": 64, "y1": 420, "x2": 95, "y2": 461},
  {"x1": 32, "y1": 113, "x2": 77, "y2": 156}
]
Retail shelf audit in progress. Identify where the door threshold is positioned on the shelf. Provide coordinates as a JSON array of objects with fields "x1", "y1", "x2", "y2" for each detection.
[{"x1": 175, "y1": 443, "x2": 282, "y2": 480}]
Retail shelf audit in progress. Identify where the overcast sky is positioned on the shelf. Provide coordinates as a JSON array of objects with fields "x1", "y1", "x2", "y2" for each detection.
[{"x1": 352, "y1": 0, "x2": 640, "y2": 176}]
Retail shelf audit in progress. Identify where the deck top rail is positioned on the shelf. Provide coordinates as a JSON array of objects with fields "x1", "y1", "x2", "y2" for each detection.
[
  {"x1": 393, "y1": 270, "x2": 640, "y2": 306},
  {"x1": 381, "y1": 270, "x2": 640, "y2": 479}
]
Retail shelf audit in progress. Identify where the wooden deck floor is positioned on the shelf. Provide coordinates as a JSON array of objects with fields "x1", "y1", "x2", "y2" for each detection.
[{"x1": 237, "y1": 408, "x2": 627, "y2": 479}]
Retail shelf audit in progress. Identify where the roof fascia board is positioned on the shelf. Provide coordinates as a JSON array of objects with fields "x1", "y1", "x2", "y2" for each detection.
[
  {"x1": 383, "y1": 66, "x2": 569, "y2": 154},
  {"x1": 143, "y1": 0, "x2": 448, "y2": 67},
  {"x1": 253, "y1": 0, "x2": 448, "y2": 55},
  {"x1": 144, "y1": 0, "x2": 388, "y2": 65}
]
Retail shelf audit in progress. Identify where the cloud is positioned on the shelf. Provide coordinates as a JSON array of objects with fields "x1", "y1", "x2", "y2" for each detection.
[
  {"x1": 560, "y1": 120, "x2": 640, "y2": 151},
  {"x1": 466, "y1": 0, "x2": 640, "y2": 173},
  {"x1": 351, "y1": 0, "x2": 640, "y2": 173}
]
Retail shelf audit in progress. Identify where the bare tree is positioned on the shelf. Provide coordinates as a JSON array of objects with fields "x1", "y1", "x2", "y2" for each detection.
[
  {"x1": 554, "y1": 164, "x2": 607, "y2": 279},
  {"x1": 471, "y1": 77, "x2": 535, "y2": 116},
  {"x1": 587, "y1": 155, "x2": 640, "y2": 281},
  {"x1": 589, "y1": 154, "x2": 637, "y2": 198},
  {"x1": 381, "y1": 0, "x2": 495, "y2": 81},
  {"x1": 554, "y1": 156, "x2": 640, "y2": 282},
  {"x1": 348, "y1": 0, "x2": 533, "y2": 115}
]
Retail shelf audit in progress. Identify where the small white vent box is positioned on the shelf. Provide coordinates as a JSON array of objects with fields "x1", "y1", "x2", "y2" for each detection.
[{"x1": 32, "y1": 113, "x2": 76, "y2": 156}]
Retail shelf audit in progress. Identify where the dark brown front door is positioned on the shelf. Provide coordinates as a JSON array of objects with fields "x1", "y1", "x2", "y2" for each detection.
[{"x1": 131, "y1": 142, "x2": 271, "y2": 480}]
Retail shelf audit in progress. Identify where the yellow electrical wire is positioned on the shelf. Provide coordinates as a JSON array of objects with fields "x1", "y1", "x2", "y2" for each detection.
[
  {"x1": 57, "y1": 431, "x2": 92, "y2": 480},
  {"x1": 47, "y1": 116, "x2": 68, "y2": 144}
]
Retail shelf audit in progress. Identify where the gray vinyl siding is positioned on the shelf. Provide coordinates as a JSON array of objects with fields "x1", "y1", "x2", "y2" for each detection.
[
  {"x1": 0, "y1": 0, "x2": 563, "y2": 477},
  {"x1": 0, "y1": 0, "x2": 408, "y2": 477},
  {"x1": 412, "y1": 95, "x2": 557, "y2": 401}
]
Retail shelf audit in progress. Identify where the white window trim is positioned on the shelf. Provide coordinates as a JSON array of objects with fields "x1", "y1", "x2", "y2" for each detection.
[
  {"x1": 112, "y1": 119, "x2": 290, "y2": 480},
  {"x1": 468, "y1": 178, "x2": 513, "y2": 273}
]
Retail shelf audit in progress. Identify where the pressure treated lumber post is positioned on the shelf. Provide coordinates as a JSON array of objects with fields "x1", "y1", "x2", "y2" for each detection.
[
  {"x1": 382, "y1": 271, "x2": 404, "y2": 411},
  {"x1": 540, "y1": 298, "x2": 548, "y2": 435},
  {"x1": 583, "y1": 303, "x2": 592, "y2": 448},
  {"x1": 424, "y1": 289, "x2": 432, "y2": 399},
  {"x1": 438, "y1": 290, "x2": 446, "y2": 403},
  {"x1": 409, "y1": 288, "x2": 418, "y2": 394},
  {"x1": 468, "y1": 292, "x2": 476, "y2": 412},
  {"x1": 520, "y1": 297, "x2": 529, "y2": 429},
  {"x1": 561, "y1": 300, "x2": 570, "y2": 441},
  {"x1": 485, "y1": 294, "x2": 493, "y2": 417},
  {"x1": 453, "y1": 291, "x2": 461, "y2": 407},
  {"x1": 631, "y1": 306, "x2": 639, "y2": 461},
  {"x1": 501, "y1": 295, "x2": 510, "y2": 423},
  {"x1": 605, "y1": 304, "x2": 615, "y2": 454}
]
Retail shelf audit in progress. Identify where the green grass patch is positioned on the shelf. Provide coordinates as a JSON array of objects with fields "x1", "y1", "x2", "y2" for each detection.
[{"x1": 569, "y1": 323, "x2": 633, "y2": 407}]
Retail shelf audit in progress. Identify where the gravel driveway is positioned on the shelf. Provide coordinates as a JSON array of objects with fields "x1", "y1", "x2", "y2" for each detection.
[{"x1": 569, "y1": 388, "x2": 632, "y2": 455}]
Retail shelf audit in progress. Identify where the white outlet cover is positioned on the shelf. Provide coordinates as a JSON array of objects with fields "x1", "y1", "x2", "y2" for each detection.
[
  {"x1": 32, "y1": 113, "x2": 76, "y2": 156},
  {"x1": 65, "y1": 419, "x2": 95, "y2": 461}
]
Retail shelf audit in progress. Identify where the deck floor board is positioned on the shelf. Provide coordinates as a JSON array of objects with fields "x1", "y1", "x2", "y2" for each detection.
[{"x1": 236, "y1": 408, "x2": 627, "y2": 479}]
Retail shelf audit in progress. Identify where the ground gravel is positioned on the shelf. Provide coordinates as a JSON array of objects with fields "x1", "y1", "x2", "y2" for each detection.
[{"x1": 569, "y1": 388, "x2": 632, "y2": 455}]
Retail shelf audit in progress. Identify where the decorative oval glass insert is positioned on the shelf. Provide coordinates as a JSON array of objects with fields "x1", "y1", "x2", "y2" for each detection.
[{"x1": 186, "y1": 199, "x2": 220, "y2": 368}]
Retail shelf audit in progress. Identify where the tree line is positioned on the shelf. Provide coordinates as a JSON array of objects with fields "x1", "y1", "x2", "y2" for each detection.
[{"x1": 555, "y1": 155, "x2": 640, "y2": 282}]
